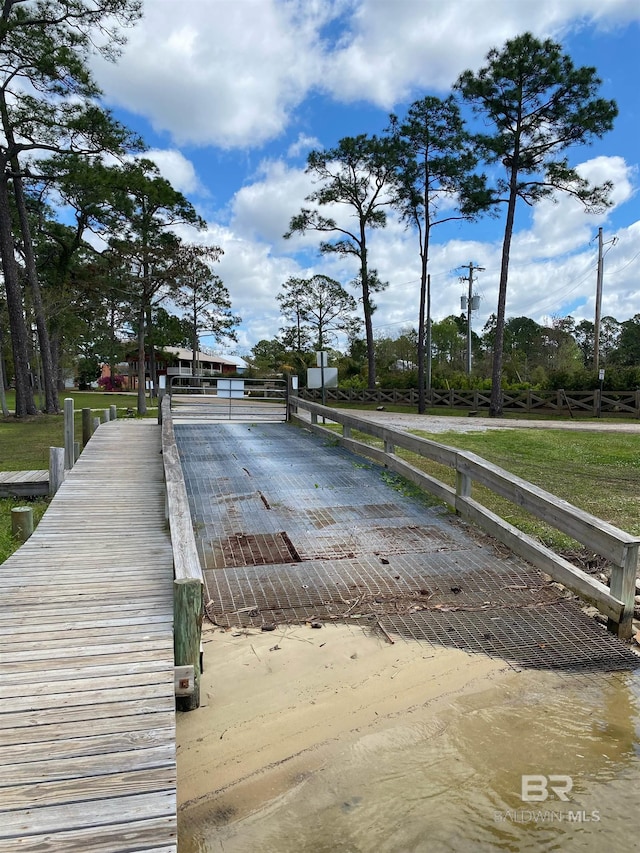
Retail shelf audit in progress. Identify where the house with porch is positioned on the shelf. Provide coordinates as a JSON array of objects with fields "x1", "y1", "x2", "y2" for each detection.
[{"x1": 125, "y1": 347, "x2": 247, "y2": 390}]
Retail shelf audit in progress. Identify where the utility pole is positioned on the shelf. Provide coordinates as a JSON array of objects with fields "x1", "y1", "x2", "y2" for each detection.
[
  {"x1": 594, "y1": 227, "x2": 603, "y2": 373},
  {"x1": 593, "y1": 228, "x2": 617, "y2": 372},
  {"x1": 459, "y1": 262, "x2": 484, "y2": 374}
]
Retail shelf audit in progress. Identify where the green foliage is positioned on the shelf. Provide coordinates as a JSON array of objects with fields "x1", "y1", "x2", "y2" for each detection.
[
  {"x1": 387, "y1": 94, "x2": 493, "y2": 411},
  {"x1": 338, "y1": 374, "x2": 367, "y2": 390},
  {"x1": 608, "y1": 314, "x2": 640, "y2": 367},
  {"x1": 140, "y1": 307, "x2": 192, "y2": 349},
  {"x1": 250, "y1": 339, "x2": 288, "y2": 374},
  {"x1": 76, "y1": 355, "x2": 101, "y2": 389},
  {"x1": 278, "y1": 274, "x2": 360, "y2": 352}
]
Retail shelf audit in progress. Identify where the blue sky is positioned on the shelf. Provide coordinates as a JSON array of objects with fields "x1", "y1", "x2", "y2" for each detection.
[{"x1": 90, "y1": 0, "x2": 640, "y2": 357}]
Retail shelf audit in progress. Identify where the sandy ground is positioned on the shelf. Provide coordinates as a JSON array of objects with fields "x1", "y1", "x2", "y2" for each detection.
[{"x1": 176, "y1": 623, "x2": 510, "y2": 828}]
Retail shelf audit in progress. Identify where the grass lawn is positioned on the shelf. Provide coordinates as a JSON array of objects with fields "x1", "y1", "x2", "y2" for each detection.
[
  {"x1": 317, "y1": 419, "x2": 640, "y2": 552},
  {"x1": 402, "y1": 428, "x2": 640, "y2": 550}
]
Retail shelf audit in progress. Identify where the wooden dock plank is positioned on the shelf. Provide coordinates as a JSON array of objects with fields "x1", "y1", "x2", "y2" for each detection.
[
  {"x1": 0, "y1": 705, "x2": 172, "y2": 744},
  {"x1": 0, "y1": 693, "x2": 174, "y2": 728},
  {"x1": 0, "y1": 767, "x2": 177, "y2": 812},
  {"x1": 0, "y1": 790, "x2": 176, "y2": 836},
  {"x1": 0, "y1": 817, "x2": 177, "y2": 853},
  {"x1": 0, "y1": 420, "x2": 178, "y2": 852},
  {"x1": 0, "y1": 744, "x2": 175, "y2": 786},
  {"x1": 1, "y1": 684, "x2": 174, "y2": 714}
]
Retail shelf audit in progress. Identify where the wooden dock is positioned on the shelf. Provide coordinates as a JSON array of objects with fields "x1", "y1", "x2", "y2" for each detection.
[
  {"x1": 0, "y1": 419, "x2": 177, "y2": 852},
  {"x1": 0, "y1": 469, "x2": 49, "y2": 498}
]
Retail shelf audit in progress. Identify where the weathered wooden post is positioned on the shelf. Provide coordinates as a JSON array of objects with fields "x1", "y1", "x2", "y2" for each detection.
[
  {"x1": 11, "y1": 506, "x2": 33, "y2": 542},
  {"x1": 64, "y1": 397, "x2": 74, "y2": 469},
  {"x1": 82, "y1": 408, "x2": 93, "y2": 446},
  {"x1": 92, "y1": 416, "x2": 100, "y2": 433},
  {"x1": 49, "y1": 447, "x2": 65, "y2": 496},
  {"x1": 608, "y1": 543, "x2": 639, "y2": 640},
  {"x1": 455, "y1": 456, "x2": 471, "y2": 516},
  {"x1": 102, "y1": 409, "x2": 110, "y2": 423},
  {"x1": 174, "y1": 578, "x2": 204, "y2": 711},
  {"x1": 109, "y1": 404, "x2": 117, "y2": 420},
  {"x1": 73, "y1": 441, "x2": 80, "y2": 462}
]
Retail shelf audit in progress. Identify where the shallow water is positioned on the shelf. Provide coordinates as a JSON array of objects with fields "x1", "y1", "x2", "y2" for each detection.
[{"x1": 178, "y1": 664, "x2": 640, "y2": 853}]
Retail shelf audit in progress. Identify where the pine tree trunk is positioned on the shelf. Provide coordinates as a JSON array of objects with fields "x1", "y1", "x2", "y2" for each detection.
[
  {"x1": 0, "y1": 323, "x2": 9, "y2": 416},
  {"x1": 490, "y1": 165, "x2": 519, "y2": 418},
  {"x1": 137, "y1": 302, "x2": 147, "y2": 415},
  {"x1": 12, "y1": 168, "x2": 59, "y2": 413},
  {"x1": 360, "y1": 230, "x2": 376, "y2": 389},
  {"x1": 0, "y1": 171, "x2": 36, "y2": 416},
  {"x1": 417, "y1": 226, "x2": 430, "y2": 414}
]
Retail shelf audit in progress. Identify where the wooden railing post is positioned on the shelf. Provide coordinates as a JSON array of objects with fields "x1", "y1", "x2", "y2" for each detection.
[
  {"x1": 174, "y1": 578, "x2": 204, "y2": 712},
  {"x1": 456, "y1": 466, "x2": 471, "y2": 500},
  {"x1": 64, "y1": 397, "x2": 74, "y2": 469},
  {"x1": 82, "y1": 408, "x2": 93, "y2": 446},
  {"x1": 49, "y1": 447, "x2": 65, "y2": 496},
  {"x1": 109, "y1": 404, "x2": 117, "y2": 420},
  {"x1": 608, "y1": 544, "x2": 638, "y2": 639}
]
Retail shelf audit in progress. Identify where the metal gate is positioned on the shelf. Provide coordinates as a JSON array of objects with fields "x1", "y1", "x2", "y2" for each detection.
[{"x1": 169, "y1": 376, "x2": 288, "y2": 422}]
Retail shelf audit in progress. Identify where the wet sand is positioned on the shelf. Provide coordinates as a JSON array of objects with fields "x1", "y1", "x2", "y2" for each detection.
[{"x1": 176, "y1": 622, "x2": 510, "y2": 844}]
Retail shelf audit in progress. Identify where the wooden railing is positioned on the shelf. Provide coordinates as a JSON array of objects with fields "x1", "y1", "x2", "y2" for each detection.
[
  {"x1": 289, "y1": 395, "x2": 639, "y2": 639},
  {"x1": 160, "y1": 395, "x2": 204, "y2": 711},
  {"x1": 299, "y1": 387, "x2": 640, "y2": 417}
]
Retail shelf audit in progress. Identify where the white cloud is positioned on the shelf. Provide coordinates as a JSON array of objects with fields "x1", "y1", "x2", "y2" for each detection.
[
  {"x1": 94, "y1": 0, "x2": 332, "y2": 148},
  {"x1": 321, "y1": 0, "x2": 640, "y2": 106},
  {"x1": 142, "y1": 149, "x2": 203, "y2": 195},
  {"x1": 287, "y1": 133, "x2": 321, "y2": 159},
  {"x1": 94, "y1": 0, "x2": 640, "y2": 149},
  {"x1": 520, "y1": 155, "x2": 636, "y2": 259},
  {"x1": 230, "y1": 160, "x2": 317, "y2": 248}
]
